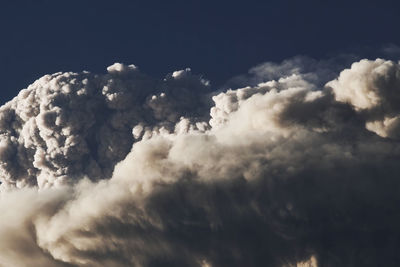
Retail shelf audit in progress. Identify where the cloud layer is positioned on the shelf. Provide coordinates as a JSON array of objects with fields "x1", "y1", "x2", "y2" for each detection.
[{"x1": 1, "y1": 57, "x2": 400, "y2": 266}]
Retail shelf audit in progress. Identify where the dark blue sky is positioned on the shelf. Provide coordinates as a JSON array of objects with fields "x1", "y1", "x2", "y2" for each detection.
[{"x1": 1, "y1": 0, "x2": 399, "y2": 103}]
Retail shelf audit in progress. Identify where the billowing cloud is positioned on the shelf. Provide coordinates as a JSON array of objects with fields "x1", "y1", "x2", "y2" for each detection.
[
  {"x1": 0, "y1": 64, "x2": 210, "y2": 190},
  {"x1": 1, "y1": 57, "x2": 400, "y2": 266},
  {"x1": 328, "y1": 58, "x2": 400, "y2": 138}
]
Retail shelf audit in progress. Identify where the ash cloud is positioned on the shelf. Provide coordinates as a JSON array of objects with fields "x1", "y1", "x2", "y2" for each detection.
[
  {"x1": 1, "y1": 56, "x2": 400, "y2": 266},
  {"x1": 0, "y1": 64, "x2": 210, "y2": 190}
]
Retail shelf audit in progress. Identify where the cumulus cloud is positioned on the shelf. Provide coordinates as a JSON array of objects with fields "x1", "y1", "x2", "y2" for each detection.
[
  {"x1": 1, "y1": 56, "x2": 400, "y2": 266},
  {"x1": 0, "y1": 64, "x2": 210, "y2": 190},
  {"x1": 328, "y1": 58, "x2": 400, "y2": 138}
]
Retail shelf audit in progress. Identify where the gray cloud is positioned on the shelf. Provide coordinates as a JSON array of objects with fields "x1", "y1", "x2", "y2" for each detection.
[
  {"x1": 1, "y1": 57, "x2": 400, "y2": 266},
  {"x1": 222, "y1": 55, "x2": 358, "y2": 90},
  {"x1": 382, "y1": 43, "x2": 400, "y2": 57}
]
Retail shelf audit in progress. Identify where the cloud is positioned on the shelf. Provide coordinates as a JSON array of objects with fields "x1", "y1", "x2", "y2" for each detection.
[
  {"x1": 0, "y1": 64, "x2": 210, "y2": 190},
  {"x1": 1, "y1": 56, "x2": 400, "y2": 266},
  {"x1": 222, "y1": 55, "x2": 358, "y2": 90},
  {"x1": 382, "y1": 43, "x2": 400, "y2": 57},
  {"x1": 328, "y1": 58, "x2": 400, "y2": 138}
]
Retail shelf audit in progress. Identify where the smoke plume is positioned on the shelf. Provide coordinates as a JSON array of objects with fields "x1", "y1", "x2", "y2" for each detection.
[
  {"x1": 0, "y1": 64, "x2": 210, "y2": 190},
  {"x1": 1, "y1": 57, "x2": 400, "y2": 266}
]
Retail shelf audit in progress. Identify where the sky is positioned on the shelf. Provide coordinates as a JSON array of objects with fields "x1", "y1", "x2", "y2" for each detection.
[
  {"x1": 1, "y1": 0, "x2": 400, "y2": 103},
  {"x1": 2, "y1": 1, "x2": 400, "y2": 267}
]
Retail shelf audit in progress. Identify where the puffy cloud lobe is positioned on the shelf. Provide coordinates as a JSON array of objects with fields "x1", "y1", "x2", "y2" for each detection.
[
  {"x1": 0, "y1": 64, "x2": 210, "y2": 190},
  {"x1": 2, "y1": 57, "x2": 400, "y2": 266},
  {"x1": 328, "y1": 58, "x2": 400, "y2": 138},
  {"x1": 210, "y1": 74, "x2": 325, "y2": 131}
]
